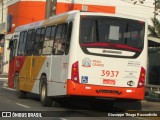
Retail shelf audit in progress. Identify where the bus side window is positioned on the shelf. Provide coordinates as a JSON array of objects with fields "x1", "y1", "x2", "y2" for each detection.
[
  {"x1": 42, "y1": 26, "x2": 55, "y2": 55},
  {"x1": 25, "y1": 29, "x2": 35, "y2": 55},
  {"x1": 65, "y1": 22, "x2": 72, "y2": 55},
  {"x1": 17, "y1": 31, "x2": 27, "y2": 56},
  {"x1": 38, "y1": 28, "x2": 45, "y2": 54},
  {"x1": 53, "y1": 24, "x2": 67, "y2": 55},
  {"x1": 33, "y1": 28, "x2": 44, "y2": 55}
]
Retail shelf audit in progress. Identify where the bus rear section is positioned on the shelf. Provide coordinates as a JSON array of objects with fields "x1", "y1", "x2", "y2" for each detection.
[{"x1": 67, "y1": 13, "x2": 147, "y2": 101}]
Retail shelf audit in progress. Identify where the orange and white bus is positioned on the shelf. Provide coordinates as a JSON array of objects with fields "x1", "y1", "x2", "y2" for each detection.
[{"x1": 9, "y1": 10, "x2": 148, "y2": 107}]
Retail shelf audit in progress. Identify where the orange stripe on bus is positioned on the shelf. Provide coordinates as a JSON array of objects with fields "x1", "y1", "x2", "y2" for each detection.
[{"x1": 19, "y1": 56, "x2": 47, "y2": 92}]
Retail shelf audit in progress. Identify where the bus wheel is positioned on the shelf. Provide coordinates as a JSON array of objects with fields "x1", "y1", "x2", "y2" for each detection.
[
  {"x1": 40, "y1": 76, "x2": 53, "y2": 107},
  {"x1": 14, "y1": 73, "x2": 19, "y2": 89},
  {"x1": 15, "y1": 75, "x2": 27, "y2": 99}
]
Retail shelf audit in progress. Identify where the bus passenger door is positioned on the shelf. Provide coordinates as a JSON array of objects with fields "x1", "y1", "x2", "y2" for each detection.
[{"x1": 8, "y1": 38, "x2": 17, "y2": 88}]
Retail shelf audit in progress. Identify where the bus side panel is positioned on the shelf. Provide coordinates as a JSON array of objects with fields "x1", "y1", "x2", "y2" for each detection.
[
  {"x1": 19, "y1": 56, "x2": 33, "y2": 92},
  {"x1": 8, "y1": 56, "x2": 26, "y2": 88},
  {"x1": 30, "y1": 56, "x2": 68, "y2": 96},
  {"x1": 15, "y1": 56, "x2": 26, "y2": 73},
  {"x1": 19, "y1": 56, "x2": 46, "y2": 93},
  {"x1": 47, "y1": 55, "x2": 68, "y2": 96},
  {"x1": 8, "y1": 59, "x2": 16, "y2": 88},
  {"x1": 30, "y1": 56, "x2": 47, "y2": 94},
  {"x1": 18, "y1": 54, "x2": 68, "y2": 96}
]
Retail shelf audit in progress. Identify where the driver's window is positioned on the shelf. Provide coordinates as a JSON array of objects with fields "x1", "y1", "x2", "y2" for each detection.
[{"x1": 9, "y1": 39, "x2": 17, "y2": 60}]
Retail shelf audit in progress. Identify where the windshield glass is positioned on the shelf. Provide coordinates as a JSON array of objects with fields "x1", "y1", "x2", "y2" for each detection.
[{"x1": 80, "y1": 16, "x2": 145, "y2": 51}]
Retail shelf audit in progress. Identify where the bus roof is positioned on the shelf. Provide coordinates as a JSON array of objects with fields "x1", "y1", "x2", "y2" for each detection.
[
  {"x1": 14, "y1": 10, "x2": 79, "y2": 32},
  {"x1": 14, "y1": 20, "x2": 45, "y2": 32},
  {"x1": 14, "y1": 10, "x2": 146, "y2": 32},
  {"x1": 79, "y1": 11, "x2": 146, "y2": 22}
]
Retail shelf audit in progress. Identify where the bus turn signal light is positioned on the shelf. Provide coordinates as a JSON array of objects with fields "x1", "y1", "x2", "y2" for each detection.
[
  {"x1": 71, "y1": 61, "x2": 79, "y2": 83},
  {"x1": 137, "y1": 67, "x2": 146, "y2": 88}
]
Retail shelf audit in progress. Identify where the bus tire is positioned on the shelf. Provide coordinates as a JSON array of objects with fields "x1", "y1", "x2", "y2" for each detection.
[
  {"x1": 15, "y1": 74, "x2": 27, "y2": 99},
  {"x1": 14, "y1": 73, "x2": 19, "y2": 89},
  {"x1": 40, "y1": 76, "x2": 53, "y2": 107}
]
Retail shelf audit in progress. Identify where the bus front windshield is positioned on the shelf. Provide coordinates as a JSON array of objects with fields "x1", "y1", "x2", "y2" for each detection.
[{"x1": 80, "y1": 16, "x2": 145, "y2": 52}]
